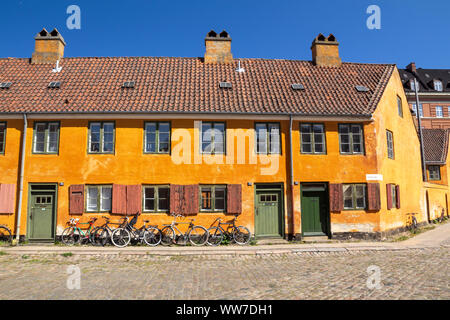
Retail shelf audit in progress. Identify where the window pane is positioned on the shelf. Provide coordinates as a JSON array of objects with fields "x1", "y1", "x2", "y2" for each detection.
[
  {"x1": 339, "y1": 125, "x2": 349, "y2": 134},
  {"x1": 47, "y1": 123, "x2": 59, "y2": 152},
  {"x1": 101, "y1": 187, "x2": 112, "y2": 211},
  {"x1": 256, "y1": 124, "x2": 267, "y2": 153},
  {"x1": 213, "y1": 125, "x2": 225, "y2": 153},
  {"x1": 159, "y1": 132, "x2": 170, "y2": 152},
  {"x1": 269, "y1": 123, "x2": 280, "y2": 154},
  {"x1": 202, "y1": 123, "x2": 212, "y2": 153},
  {"x1": 145, "y1": 199, "x2": 155, "y2": 211},
  {"x1": 146, "y1": 123, "x2": 157, "y2": 152},
  {"x1": 87, "y1": 187, "x2": 98, "y2": 211},
  {"x1": 0, "y1": 124, "x2": 5, "y2": 153},
  {"x1": 158, "y1": 187, "x2": 169, "y2": 211},
  {"x1": 90, "y1": 123, "x2": 101, "y2": 152},
  {"x1": 34, "y1": 124, "x2": 46, "y2": 152},
  {"x1": 201, "y1": 187, "x2": 212, "y2": 210},
  {"x1": 343, "y1": 185, "x2": 353, "y2": 209}
]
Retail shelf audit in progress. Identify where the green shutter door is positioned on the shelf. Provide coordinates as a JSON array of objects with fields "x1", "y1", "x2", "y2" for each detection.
[
  {"x1": 29, "y1": 194, "x2": 55, "y2": 240},
  {"x1": 255, "y1": 191, "x2": 282, "y2": 237},
  {"x1": 301, "y1": 190, "x2": 329, "y2": 236}
]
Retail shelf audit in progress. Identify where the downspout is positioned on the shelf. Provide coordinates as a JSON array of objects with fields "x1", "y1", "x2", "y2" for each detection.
[
  {"x1": 288, "y1": 114, "x2": 296, "y2": 239},
  {"x1": 413, "y1": 78, "x2": 427, "y2": 182},
  {"x1": 15, "y1": 113, "x2": 27, "y2": 242}
]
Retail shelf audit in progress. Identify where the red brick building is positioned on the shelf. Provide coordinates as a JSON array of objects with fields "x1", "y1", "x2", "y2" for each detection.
[{"x1": 399, "y1": 63, "x2": 450, "y2": 129}]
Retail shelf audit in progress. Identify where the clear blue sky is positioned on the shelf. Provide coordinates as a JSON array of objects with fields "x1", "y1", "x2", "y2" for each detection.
[{"x1": 1, "y1": 0, "x2": 449, "y2": 68}]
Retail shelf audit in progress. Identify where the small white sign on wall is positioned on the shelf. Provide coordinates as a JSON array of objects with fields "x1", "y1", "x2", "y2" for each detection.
[{"x1": 366, "y1": 174, "x2": 383, "y2": 181}]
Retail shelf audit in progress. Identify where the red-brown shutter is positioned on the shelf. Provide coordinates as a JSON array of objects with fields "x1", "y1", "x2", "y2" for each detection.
[
  {"x1": 69, "y1": 185, "x2": 84, "y2": 215},
  {"x1": 126, "y1": 185, "x2": 142, "y2": 215},
  {"x1": 182, "y1": 185, "x2": 199, "y2": 216},
  {"x1": 329, "y1": 184, "x2": 343, "y2": 212},
  {"x1": 227, "y1": 184, "x2": 242, "y2": 214},
  {"x1": 170, "y1": 185, "x2": 184, "y2": 215},
  {"x1": 112, "y1": 184, "x2": 127, "y2": 215},
  {"x1": 0, "y1": 184, "x2": 16, "y2": 214},
  {"x1": 395, "y1": 185, "x2": 401, "y2": 209},
  {"x1": 367, "y1": 183, "x2": 381, "y2": 211},
  {"x1": 386, "y1": 184, "x2": 393, "y2": 210}
]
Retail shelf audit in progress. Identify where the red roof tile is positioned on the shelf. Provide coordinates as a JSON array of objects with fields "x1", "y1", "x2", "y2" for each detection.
[
  {"x1": 0, "y1": 57, "x2": 394, "y2": 115},
  {"x1": 422, "y1": 129, "x2": 449, "y2": 164}
]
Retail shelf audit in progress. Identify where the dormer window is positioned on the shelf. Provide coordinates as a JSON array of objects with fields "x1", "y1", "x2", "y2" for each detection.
[
  {"x1": 410, "y1": 80, "x2": 418, "y2": 91},
  {"x1": 434, "y1": 80, "x2": 443, "y2": 92}
]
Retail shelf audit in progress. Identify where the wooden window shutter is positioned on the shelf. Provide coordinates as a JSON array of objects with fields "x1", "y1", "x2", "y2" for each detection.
[
  {"x1": 386, "y1": 184, "x2": 393, "y2": 210},
  {"x1": 182, "y1": 185, "x2": 199, "y2": 216},
  {"x1": 170, "y1": 185, "x2": 184, "y2": 214},
  {"x1": 126, "y1": 185, "x2": 142, "y2": 215},
  {"x1": 395, "y1": 185, "x2": 401, "y2": 209},
  {"x1": 0, "y1": 184, "x2": 16, "y2": 214},
  {"x1": 329, "y1": 184, "x2": 343, "y2": 212},
  {"x1": 227, "y1": 184, "x2": 242, "y2": 214},
  {"x1": 69, "y1": 184, "x2": 84, "y2": 215},
  {"x1": 112, "y1": 184, "x2": 127, "y2": 215},
  {"x1": 367, "y1": 183, "x2": 381, "y2": 211}
]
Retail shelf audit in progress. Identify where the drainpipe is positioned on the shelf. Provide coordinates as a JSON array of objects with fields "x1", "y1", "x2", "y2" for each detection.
[
  {"x1": 15, "y1": 113, "x2": 27, "y2": 242},
  {"x1": 413, "y1": 78, "x2": 427, "y2": 182},
  {"x1": 288, "y1": 114, "x2": 296, "y2": 239}
]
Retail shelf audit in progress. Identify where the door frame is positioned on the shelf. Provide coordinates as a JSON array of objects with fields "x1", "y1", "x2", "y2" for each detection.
[
  {"x1": 254, "y1": 183, "x2": 285, "y2": 238},
  {"x1": 26, "y1": 183, "x2": 58, "y2": 242},
  {"x1": 300, "y1": 182, "x2": 331, "y2": 237}
]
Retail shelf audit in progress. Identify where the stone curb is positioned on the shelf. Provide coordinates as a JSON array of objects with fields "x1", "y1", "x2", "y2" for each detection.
[{"x1": 1, "y1": 244, "x2": 445, "y2": 256}]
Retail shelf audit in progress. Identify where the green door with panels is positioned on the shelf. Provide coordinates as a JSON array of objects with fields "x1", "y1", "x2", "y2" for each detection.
[
  {"x1": 301, "y1": 185, "x2": 330, "y2": 237},
  {"x1": 255, "y1": 191, "x2": 283, "y2": 237},
  {"x1": 29, "y1": 193, "x2": 55, "y2": 240}
]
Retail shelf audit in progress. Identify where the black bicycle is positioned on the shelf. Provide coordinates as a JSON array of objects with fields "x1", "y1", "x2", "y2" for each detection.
[
  {"x1": 0, "y1": 225, "x2": 12, "y2": 245},
  {"x1": 406, "y1": 212, "x2": 418, "y2": 232},
  {"x1": 91, "y1": 216, "x2": 128, "y2": 246},
  {"x1": 207, "y1": 215, "x2": 251, "y2": 246},
  {"x1": 111, "y1": 212, "x2": 162, "y2": 248}
]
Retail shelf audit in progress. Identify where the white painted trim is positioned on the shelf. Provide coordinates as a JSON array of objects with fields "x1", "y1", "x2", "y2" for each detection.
[{"x1": 1, "y1": 113, "x2": 374, "y2": 122}]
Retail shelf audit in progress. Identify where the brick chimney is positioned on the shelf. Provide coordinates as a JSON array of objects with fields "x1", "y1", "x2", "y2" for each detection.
[
  {"x1": 406, "y1": 62, "x2": 417, "y2": 73},
  {"x1": 31, "y1": 28, "x2": 66, "y2": 64},
  {"x1": 311, "y1": 33, "x2": 341, "y2": 67},
  {"x1": 204, "y1": 30, "x2": 233, "y2": 64}
]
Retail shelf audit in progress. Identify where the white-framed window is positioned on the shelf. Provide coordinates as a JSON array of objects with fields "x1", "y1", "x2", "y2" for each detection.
[
  {"x1": 412, "y1": 103, "x2": 423, "y2": 117},
  {"x1": 433, "y1": 80, "x2": 443, "y2": 92},
  {"x1": 436, "y1": 106, "x2": 443, "y2": 118},
  {"x1": 33, "y1": 122, "x2": 60, "y2": 154},
  {"x1": 410, "y1": 80, "x2": 419, "y2": 91},
  {"x1": 86, "y1": 185, "x2": 112, "y2": 212},
  {"x1": 343, "y1": 184, "x2": 367, "y2": 210}
]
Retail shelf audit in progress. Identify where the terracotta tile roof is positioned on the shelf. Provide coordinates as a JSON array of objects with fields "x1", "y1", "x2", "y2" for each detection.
[
  {"x1": 0, "y1": 57, "x2": 394, "y2": 115},
  {"x1": 422, "y1": 129, "x2": 450, "y2": 164}
]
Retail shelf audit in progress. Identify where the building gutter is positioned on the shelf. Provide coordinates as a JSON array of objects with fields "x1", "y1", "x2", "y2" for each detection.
[
  {"x1": 413, "y1": 79, "x2": 427, "y2": 182},
  {"x1": 15, "y1": 113, "x2": 27, "y2": 242},
  {"x1": 288, "y1": 114, "x2": 296, "y2": 239}
]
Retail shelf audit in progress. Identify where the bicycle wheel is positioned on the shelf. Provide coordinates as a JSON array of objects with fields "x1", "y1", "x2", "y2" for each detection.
[
  {"x1": 143, "y1": 227, "x2": 162, "y2": 246},
  {"x1": 188, "y1": 226, "x2": 209, "y2": 246},
  {"x1": 111, "y1": 228, "x2": 131, "y2": 248},
  {"x1": 160, "y1": 226, "x2": 175, "y2": 246},
  {"x1": 411, "y1": 216, "x2": 418, "y2": 230},
  {"x1": 233, "y1": 226, "x2": 251, "y2": 245},
  {"x1": 0, "y1": 226, "x2": 12, "y2": 245},
  {"x1": 91, "y1": 227, "x2": 109, "y2": 246},
  {"x1": 207, "y1": 226, "x2": 223, "y2": 246},
  {"x1": 61, "y1": 227, "x2": 81, "y2": 245}
]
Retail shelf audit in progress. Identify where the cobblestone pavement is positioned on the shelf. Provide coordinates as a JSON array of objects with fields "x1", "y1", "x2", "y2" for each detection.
[{"x1": 0, "y1": 248, "x2": 448, "y2": 300}]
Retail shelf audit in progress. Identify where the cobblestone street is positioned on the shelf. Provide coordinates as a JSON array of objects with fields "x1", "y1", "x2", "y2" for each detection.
[{"x1": 0, "y1": 247, "x2": 448, "y2": 300}]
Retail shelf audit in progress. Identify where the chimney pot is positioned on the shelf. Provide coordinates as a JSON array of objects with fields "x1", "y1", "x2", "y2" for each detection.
[
  {"x1": 31, "y1": 28, "x2": 66, "y2": 64},
  {"x1": 311, "y1": 33, "x2": 341, "y2": 67}
]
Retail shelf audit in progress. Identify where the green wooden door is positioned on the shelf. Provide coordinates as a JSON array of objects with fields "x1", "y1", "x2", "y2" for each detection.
[
  {"x1": 301, "y1": 190, "x2": 329, "y2": 236},
  {"x1": 29, "y1": 193, "x2": 55, "y2": 240},
  {"x1": 255, "y1": 191, "x2": 282, "y2": 237}
]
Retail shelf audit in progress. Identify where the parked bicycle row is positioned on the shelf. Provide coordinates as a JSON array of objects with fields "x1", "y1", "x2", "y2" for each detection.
[{"x1": 60, "y1": 212, "x2": 252, "y2": 248}]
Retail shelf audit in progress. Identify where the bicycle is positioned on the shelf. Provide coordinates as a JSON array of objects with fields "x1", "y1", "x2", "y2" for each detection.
[
  {"x1": 91, "y1": 216, "x2": 128, "y2": 246},
  {"x1": 160, "y1": 213, "x2": 209, "y2": 246},
  {"x1": 111, "y1": 212, "x2": 162, "y2": 248},
  {"x1": 61, "y1": 217, "x2": 98, "y2": 245},
  {"x1": 438, "y1": 208, "x2": 447, "y2": 223},
  {"x1": 406, "y1": 212, "x2": 418, "y2": 232},
  {"x1": 0, "y1": 225, "x2": 12, "y2": 245},
  {"x1": 207, "y1": 214, "x2": 252, "y2": 246}
]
